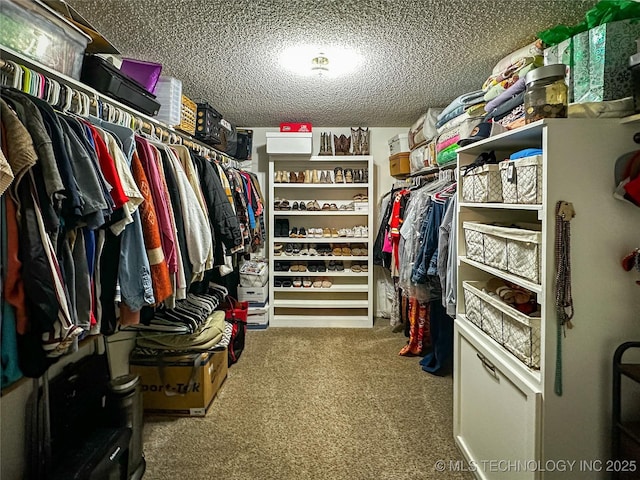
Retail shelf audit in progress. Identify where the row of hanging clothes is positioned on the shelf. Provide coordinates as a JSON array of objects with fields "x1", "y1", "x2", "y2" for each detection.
[
  {"x1": 374, "y1": 167, "x2": 457, "y2": 375},
  {"x1": 0, "y1": 63, "x2": 265, "y2": 388}
]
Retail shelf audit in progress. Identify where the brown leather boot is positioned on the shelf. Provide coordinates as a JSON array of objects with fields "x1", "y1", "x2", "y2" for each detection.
[
  {"x1": 351, "y1": 128, "x2": 360, "y2": 155},
  {"x1": 290, "y1": 171, "x2": 298, "y2": 183},
  {"x1": 340, "y1": 134, "x2": 351, "y2": 155},
  {"x1": 297, "y1": 171, "x2": 305, "y2": 183},
  {"x1": 333, "y1": 135, "x2": 341, "y2": 156}
]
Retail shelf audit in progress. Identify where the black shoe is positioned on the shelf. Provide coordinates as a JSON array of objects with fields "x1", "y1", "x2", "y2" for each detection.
[
  {"x1": 290, "y1": 227, "x2": 298, "y2": 238},
  {"x1": 292, "y1": 201, "x2": 299, "y2": 210},
  {"x1": 299, "y1": 227, "x2": 307, "y2": 237}
]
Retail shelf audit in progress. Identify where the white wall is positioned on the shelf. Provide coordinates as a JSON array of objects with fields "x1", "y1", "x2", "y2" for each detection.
[{"x1": 247, "y1": 126, "x2": 408, "y2": 318}]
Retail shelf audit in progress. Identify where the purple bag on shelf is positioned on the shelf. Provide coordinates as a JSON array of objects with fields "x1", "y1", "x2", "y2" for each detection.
[{"x1": 119, "y1": 58, "x2": 162, "y2": 95}]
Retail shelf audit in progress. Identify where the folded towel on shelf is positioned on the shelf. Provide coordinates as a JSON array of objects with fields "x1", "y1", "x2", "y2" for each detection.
[
  {"x1": 486, "y1": 92, "x2": 525, "y2": 121},
  {"x1": 485, "y1": 78, "x2": 526, "y2": 113},
  {"x1": 437, "y1": 90, "x2": 485, "y2": 122}
]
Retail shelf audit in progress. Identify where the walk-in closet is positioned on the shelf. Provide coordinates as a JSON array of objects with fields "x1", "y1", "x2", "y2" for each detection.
[{"x1": 1, "y1": 1, "x2": 639, "y2": 479}]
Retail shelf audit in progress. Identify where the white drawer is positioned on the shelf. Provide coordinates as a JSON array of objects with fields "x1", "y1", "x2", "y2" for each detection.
[{"x1": 454, "y1": 323, "x2": 542, "y2": 480}]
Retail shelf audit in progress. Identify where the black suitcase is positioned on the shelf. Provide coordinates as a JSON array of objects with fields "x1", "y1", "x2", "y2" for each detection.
[{"x1": 81, "y1": 55, "x2": 161, "y2": 116}]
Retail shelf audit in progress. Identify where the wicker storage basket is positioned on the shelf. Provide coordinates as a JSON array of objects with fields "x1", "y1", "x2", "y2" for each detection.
[
  {"x1": 462, "y1": 281, "x2": 541, "y2": 369},
  {"x1": 177, "y1": 95, "x2": 197, "y2": 135},
  {"x1": 461, "y1": 164, "x2": 503, "y2": 203},
  {"x1": 463, "y1": 222, "x2": 542, "y2": 283},
  {"x1": 499, "y1": 155, "x2": 543, "y2": 204}
]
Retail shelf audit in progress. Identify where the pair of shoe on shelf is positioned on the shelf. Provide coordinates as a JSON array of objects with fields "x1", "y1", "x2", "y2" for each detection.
[
  {"x1": 351, "y1": 244, "x2": 368, "y2": 256},
  {"x1": 274, "y1": 170, "x2": 335, "y2": 184},
  {"x1": 327, "y1": 260, "x2": 344, "y2": 271},
  {"x1": 352, "y1": 194, "x2": 368, "y2": 202},
  {"x1": 274, "y1": 276, "x2": 332, "y2": 288},
  {"x1": 336, "y1": 226, "x2": 368, "y2": 238},
  {"x1": 333, "y1": 167, "x2": 368, "y2": 183},
  {"x1": 350, "y1": 262, "x2": 368, "y2": 273},
  {"x1": 288, "y1": 227, "x2": 307, "y2": 238}
]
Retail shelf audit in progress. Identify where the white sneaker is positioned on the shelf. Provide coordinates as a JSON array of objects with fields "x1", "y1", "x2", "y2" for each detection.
[
  {"x1": 346, "y1": 228, "x2": 355, "y2": 237},
  {"x1": 362, "y1": 226, "x2": 368, "y2": 238}
]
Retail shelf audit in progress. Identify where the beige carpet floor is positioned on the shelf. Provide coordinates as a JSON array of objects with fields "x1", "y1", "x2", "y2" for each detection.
[{"x1": 141, "y1": 321, "x2": 473, "y2": 480}]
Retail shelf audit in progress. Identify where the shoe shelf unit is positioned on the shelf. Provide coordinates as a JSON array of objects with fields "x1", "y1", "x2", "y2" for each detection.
[
  {"x1": 453, "y1": 119, "x2": 640, "y2": 480},
  {"x1": 268, "y1": 155, "x2": 374, "y2": 328}
]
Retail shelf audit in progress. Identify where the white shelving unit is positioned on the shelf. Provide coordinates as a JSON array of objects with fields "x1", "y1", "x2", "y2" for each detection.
[
  {"x1": 453, "y1": 118, "x2": 640, "y2": 480},
  {"x1": 268, "y1": 155, "x2": 374, "y2": 327}
]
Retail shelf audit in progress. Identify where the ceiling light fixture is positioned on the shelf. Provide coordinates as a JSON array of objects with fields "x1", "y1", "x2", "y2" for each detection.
[
  {"x1": 280, "y1": 45, "x2": 361, "y2": 78},
  {"x1": 311, "y1": 53, "x2": 330, "y2": 76}
]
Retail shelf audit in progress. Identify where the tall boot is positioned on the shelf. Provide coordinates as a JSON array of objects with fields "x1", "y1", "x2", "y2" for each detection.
[
  {"x1": 340, "y1": 134, "x2": 351, "y2": 155},
  {"x1": 351, "y1": 128, "x2": 360, "y2": 155},
  {"x1": 334, "y1": 134, "x2": 342, "y2": 156},
  {"x1": 318, "y1": 133, "x2": 325, "y2": 155},
  {"x1": 361, "y1": 127, "x2": 370, "y2": 155}
]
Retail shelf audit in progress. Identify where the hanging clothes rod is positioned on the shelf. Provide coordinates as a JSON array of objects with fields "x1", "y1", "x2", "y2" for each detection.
[{"x1": 0, "y1": 48, "x2": 241, "y2": 167}]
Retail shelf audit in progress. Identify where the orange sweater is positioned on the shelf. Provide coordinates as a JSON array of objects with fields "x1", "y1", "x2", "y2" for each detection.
[{"x1": 130, "y1": 150, "x2": 172, "y2": 304}]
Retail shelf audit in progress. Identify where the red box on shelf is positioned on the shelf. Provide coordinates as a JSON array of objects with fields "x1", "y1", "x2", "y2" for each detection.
[{"x1": 280, "y1": 122, "x2": 312, "y2": 133}]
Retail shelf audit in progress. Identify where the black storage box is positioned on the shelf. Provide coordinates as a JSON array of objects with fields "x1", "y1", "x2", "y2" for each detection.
[
  {"x1": 81, "y1": 55, "x2": 160, "y2": 116},
  {"x1": 236, "y1": 128, "x2": 253, "y2": 161},
  {"x1": 195, "y1": 102, "x2": 223, "y2": 146}
]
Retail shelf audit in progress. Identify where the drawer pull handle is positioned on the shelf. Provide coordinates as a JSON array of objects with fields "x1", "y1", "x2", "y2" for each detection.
[{"x1": 476, "y1": 352, "x2": 497, "y2": 374}]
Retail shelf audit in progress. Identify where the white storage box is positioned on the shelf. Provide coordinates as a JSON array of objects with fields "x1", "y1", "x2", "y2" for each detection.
[
  {"x1": 462, "y1": 281, "x2": 540, "y2": 369},
  {"x1": 499, "y1": 155, "x2": 543, "y2": 204},
  {"x1": 155, "y1": 76, "x2": 183, "y2": 126},
  {"x1": 238, "y1": 284, "x2": 268, "y2": 305},
  {"x1": 463, "y1": 222, "x2": 542, "y2": 283},
  {"x1": 247, "y1": 303, "x2": 269, "y2": 329},
  {"x1": 266, "y1": 132, "x2": 312, "y2": 155},
  {"x1": 239, "y1": 260, "x2": 268, "y2": 287},
  {"x1": 461, "y1": 164, "x2": 503, "y2": 203},
  {"x1": 389, "y1": 133, "x2": 410, "y2": 156},
  {"x1": 353, "y1": 201, "x2": 369, "y2": 212}
]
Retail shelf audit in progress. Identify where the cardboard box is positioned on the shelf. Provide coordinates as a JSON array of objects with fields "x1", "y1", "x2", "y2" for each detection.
[
  {"x1": 266, "y1": 132, "x2": 312, "y2": 155},
  {"x1": 130, "y1": 349, "x2": 228, "y2": 416},
  {"x1": 389, "y1": 152, "x2": 410, "y2": 178},
  {"x1": 239, "y1": 260, "x2": 268, "y2": 287},
  {"x1": 247, "y1": 303, "x2": 269, "y2": 329},
  {"x1": 280, "y1": 122, "x2": 312, "y2": 133},
  {"x1": 389, "y1": 133, "x2": 410, "y2": 156},
  {"x1": 238, "y1": 284, "x2": 268, "y2": 306}
]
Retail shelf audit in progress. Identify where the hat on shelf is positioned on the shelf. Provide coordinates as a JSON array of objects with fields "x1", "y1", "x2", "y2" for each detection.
[{"x1": 458, "y1": 121, "x2": 506, "y2": 147}]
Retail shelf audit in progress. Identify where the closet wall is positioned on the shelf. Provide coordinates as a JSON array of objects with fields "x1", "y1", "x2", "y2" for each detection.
[
  {"x1": 249, "y1": 127, "x2": 407, "y2": 226},
  {"x1": 249, "y1": 126, "x2": 407, "y2": 319}
]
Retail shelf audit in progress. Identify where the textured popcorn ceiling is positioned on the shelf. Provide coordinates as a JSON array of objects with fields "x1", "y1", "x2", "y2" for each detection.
[{"x1": 72, "y1": 0, "x2": 591, "y2": 127}]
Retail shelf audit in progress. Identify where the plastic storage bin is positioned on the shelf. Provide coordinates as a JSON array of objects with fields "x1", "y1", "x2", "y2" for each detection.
[
  {"x1": 154, "y1": 76, "x2": 183, "y2": 127},
  {"x1": 119, "y1": 58, "x2": 162, "y2": 95},
  {"x1": 266, "y1": 132, "x2": 312, "y2": 155},
  {"x1": 463, "y1": 222, "x2": 542, "y2": 283},
  {"x1": 0, "y1": 0, "x2": 90, "y2": 79},
  {"x1": 499, "y1": 155, "x2": 543, "y2": 204},
  {"x1": 462, "y1": 281, "x2": 540, "y2": 369}
]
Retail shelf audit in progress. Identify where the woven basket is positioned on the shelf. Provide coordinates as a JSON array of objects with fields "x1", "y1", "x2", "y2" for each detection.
[{"x1": 177, "y1": 95, "x2": 197, "y2": 135}]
